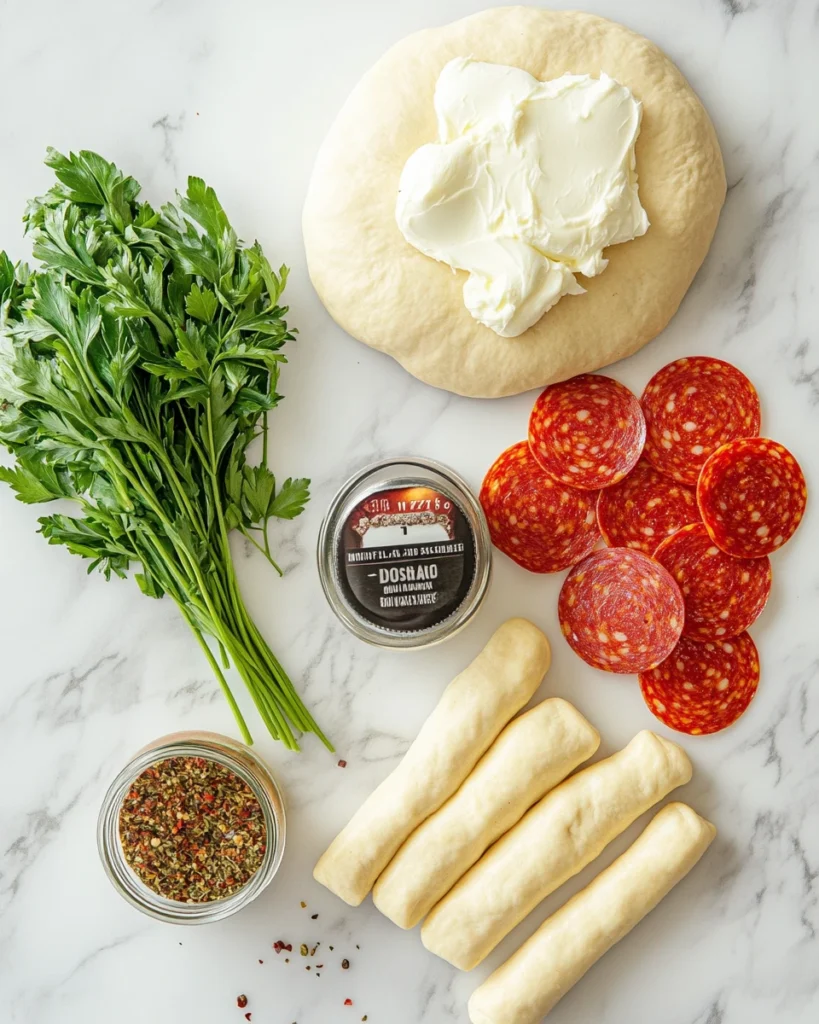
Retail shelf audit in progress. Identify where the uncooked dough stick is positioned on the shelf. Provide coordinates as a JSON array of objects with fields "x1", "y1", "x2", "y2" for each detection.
[
  {"x1": 373, "y1": 699, "x2": 600, "y2": 929},
  {"x1": 421, "y1": 729, "x2": 692, "y2": 970},
  {"x1": 313, "y1": 619, "x2": 551, "y2": 906},
  {"x1": 468, "y1": 803, "x2": 716, "y2": 1024}
]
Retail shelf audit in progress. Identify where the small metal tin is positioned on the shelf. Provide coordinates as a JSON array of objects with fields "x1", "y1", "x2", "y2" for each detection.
[{"x1": 318, "y1": 457, "x2": 492, "y2": 649}]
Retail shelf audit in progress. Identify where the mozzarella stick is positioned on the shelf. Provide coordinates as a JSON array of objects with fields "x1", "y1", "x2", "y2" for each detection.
[
  {"x1": 314, "y1": 619, "x2": 551, "y2": 906},
  {"x1": 468, "y1": 803, "x2": 716, "y2": 1024},
  {"x1": 421, "y1": 730, "x2": 692, "y2": 969},
  {"x1": 373, "y1": 699, "x2": 600, "y2": 929}
]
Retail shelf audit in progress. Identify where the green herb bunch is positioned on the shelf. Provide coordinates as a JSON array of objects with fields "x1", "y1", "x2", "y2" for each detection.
[{"x1": 0, "y1": 149, "x2": 329, "y2": 750}]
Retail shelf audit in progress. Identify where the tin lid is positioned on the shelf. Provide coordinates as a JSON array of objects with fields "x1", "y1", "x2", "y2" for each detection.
[{"x1": 317, "y1": 457, "x2": 492, "y2": 649}]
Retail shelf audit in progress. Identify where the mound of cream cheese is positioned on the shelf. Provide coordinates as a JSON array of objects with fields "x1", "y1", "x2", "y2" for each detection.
[{"x1": 396, "y1": 58, "x2": 650, "y2": 338}]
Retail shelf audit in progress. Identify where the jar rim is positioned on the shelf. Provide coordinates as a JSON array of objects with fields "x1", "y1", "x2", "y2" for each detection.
[
  {"x1": 97, "y1": 734, "x2": 286, "y2": 924},
  {"x1": 317, "y1": 456, "x2": 492, "y2": 649}
]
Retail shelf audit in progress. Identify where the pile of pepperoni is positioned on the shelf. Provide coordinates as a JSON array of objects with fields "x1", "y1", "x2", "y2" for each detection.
[{"x1": 480, "y1": 358, "x2": 807, "y2": 736}]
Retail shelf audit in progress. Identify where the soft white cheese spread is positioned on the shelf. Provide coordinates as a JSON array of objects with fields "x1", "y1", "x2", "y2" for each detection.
[{"x1": 396, "y1": 58, "x2": 650, "y2": 338}]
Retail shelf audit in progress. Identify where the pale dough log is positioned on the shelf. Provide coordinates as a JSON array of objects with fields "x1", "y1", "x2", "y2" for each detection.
[
  {"x1": 421, "y1": 729, "x2": 691, "y2": 969},
  {"x1": 468, "y1": 802, "x2": 716, "y2": 1024},
  {"x1": 313, "y1": 619, "x2": 551, "y2": 906},
  {"x1": 372, "y1": 699, "x2": 600, "y2": 929}
]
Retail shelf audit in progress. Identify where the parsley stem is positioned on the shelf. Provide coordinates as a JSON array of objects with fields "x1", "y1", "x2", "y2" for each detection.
[
  {"x1": 181, "y1": 610, "x2": 252, "y2": 745},
  {"x1": 239, "y1": 526, "x2": 283, "y2": 575}
]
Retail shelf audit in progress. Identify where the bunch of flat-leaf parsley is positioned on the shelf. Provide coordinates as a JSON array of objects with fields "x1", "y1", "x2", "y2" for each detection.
[{"x1": 0, "y1": 149, "x2": 329, "y2": 750}]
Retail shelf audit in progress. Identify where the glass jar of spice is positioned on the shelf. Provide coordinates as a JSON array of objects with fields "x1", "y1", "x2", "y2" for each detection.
[{"x1": 97, "y1": 731, "x2": 286, "y2": 924}]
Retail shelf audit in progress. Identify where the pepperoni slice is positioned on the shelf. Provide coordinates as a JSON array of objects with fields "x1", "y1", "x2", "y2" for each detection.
[
  {"x1": 639, "y1": 633, "x2": 760, "y2": 735},
  {"x1": 558, "y1": 548, "x2": 684, "y2": 673},
  {"x1": 697, "y1": 437, "x2": 807, "y2": 558},
  {"x1": 641, "y1": 357, "x2": 761, "y2": 485},
  {"x1": 480, "y1": 442, "x2": 600, "y2": 573},
  {"x1": 528, "y1": 375, "x2": 645, "y2": 490},
  {"x1": 654, "y1": 524, "x2": 772, "y2": 640},
  {"x1": 596, "y1": 459, "x2": 700, "y2": 555}
]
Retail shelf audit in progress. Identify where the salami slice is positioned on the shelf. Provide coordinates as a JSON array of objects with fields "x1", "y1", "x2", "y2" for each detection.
[
  {"x1": 528, "y1": 375, "x2": 645, "y2": 490},
  {"x1": 654, "y1": 524, "x2": 772, "y2": 640},
  {"x1": 639, "y1": 633, "x2": 760, "y2": 735},
  {"x1": 641, "y1": 357, "x2": 761, "y2": 485},
  {"x1": 596, "y1": 459, "x2": 700, "y2": 555},
  {"x1": 558, "y1": 548, "x2": 684, "y2": 674},
  {"x1": 697, "y1": 437, "x2": 807, "y2": 558},
  {"x1": 480, "y1": 442, "x2": 600, "y2": 573}
]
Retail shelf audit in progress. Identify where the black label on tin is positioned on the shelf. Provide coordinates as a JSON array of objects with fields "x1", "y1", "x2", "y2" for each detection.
[{"x1": 337, "y1": 486, "x2": 476, "y2": 633}]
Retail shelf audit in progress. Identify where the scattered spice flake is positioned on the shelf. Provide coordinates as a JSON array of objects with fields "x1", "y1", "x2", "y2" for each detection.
[
  {"x1": 337, "y1": 760, "x2": 347, "y2": 768},
  {"x1": 285, "y1": 958, "x2": 290, "y2": 963},
  {"x1": 258, "y1": 959, "x2": 263, "y2": 964},
  {"x1": 356, "y1": 945, "x2": 360, "y2": 950},
  {"x1": 245, "y1": 1015, "x2": 252, "y2": 1022},
  {"x1": 311, "y1": 913, "x2": 318, "y2": 919},
  {"x1": 300, "y1": 901, "x2": 307, "y2": 908},
  {"x1": 300, "y1": 944, "x2": 308, "y2": 957},
  {"x1": 237, "y1": 995, "x2": 248, "y2": 1009},
  {"x1": 118, "y1": 756, "x2": 266, "y2": 903},
  {"x1": 329, "y1": 946, "x2": 334, "y2": 951},
  {"x1": 341, "y1": 959, "x2": 350, "y2": 970},
  {"x1": 310, "y1": 944, "x2": 319, "y2": 956},
  {"x1": 344, "y1": 998, "x2": 353, "y2": 1006},
  {"x1": 361, "y1": 1017, "x2": 368, "y2": 1022},
  {"x1": 306, "y1": 966, "x2": 311, "y2": 972},
  {"x1": 316, "y1": 964, "x2": 324, "y2": 969}
]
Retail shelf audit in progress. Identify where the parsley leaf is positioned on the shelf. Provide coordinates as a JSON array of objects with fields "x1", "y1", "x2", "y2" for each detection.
[{"x1": 269, "y1": 477, "x2": 311, "y2": 520}]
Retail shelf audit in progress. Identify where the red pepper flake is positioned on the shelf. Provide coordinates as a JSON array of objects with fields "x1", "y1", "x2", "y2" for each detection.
[
  {"x1": 337, "y1": 760, "x2": 347, "y2": 768},
  {"x1": 344, "y1": 998, "x2": 353, "y2": 1006},
  {"x1": 258, "y1": 959, "x2": 263, "y2": 964},
  {"x1": 245, "y1": 1014, "x2": 252, "y2": 1022},
  {"x1": 316, "y1": 964, "x2": 324, "y2": 969},
  {"x1": 237, "y1": 995, "x2": 248, "y2": 1009}
]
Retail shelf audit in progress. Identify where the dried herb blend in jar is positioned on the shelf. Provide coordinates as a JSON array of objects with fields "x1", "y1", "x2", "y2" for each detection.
[{"x1": 118, "y1": 755, "x2": 267, "y2": 903}]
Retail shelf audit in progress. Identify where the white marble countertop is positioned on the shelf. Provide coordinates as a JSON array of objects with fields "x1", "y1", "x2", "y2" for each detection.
[{"x1": 1, "y1": 1, "x2": 817, "y2": 1022}]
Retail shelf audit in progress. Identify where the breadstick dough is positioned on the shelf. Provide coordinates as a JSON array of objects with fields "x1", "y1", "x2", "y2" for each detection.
[
  {"x1": 303, "y1": 7, "x2": 726, "y2": 398},
  {"x1": 468, "y1": 803, "x2": 716, "y2": 1024},
  {"x1": 373, "y1": 698, "x2": 600, "y2": 929},
  {"x1": 421, "y1": 730, "x2": 691, "y2": 969},
  {"x1": 313, "y1": 619, "x2": 550, "y2": 906}
]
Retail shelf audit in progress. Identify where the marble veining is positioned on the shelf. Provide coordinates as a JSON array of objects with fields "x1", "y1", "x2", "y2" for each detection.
[{"x1": 0, "y1": 1, "x2": 817, "y2": 1022}]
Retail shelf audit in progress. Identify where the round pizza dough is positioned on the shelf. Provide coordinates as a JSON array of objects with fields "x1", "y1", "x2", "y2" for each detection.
[{"x1": 303, "y1": 7, "x2": 726, "y2": 399}]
